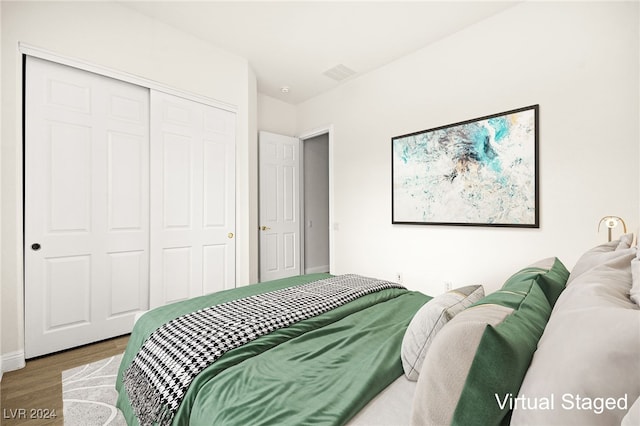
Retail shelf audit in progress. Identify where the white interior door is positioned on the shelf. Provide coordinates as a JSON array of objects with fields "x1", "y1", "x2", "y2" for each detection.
[
  {"x1": 259, "y1": 131, "x2": 301, "y2": 282},
  {"x1": 25, "y1": 56, "x2": 150, "y2": 358},
  {"x1": 150, "y1": 90, "x2": 236, "y2": 307}
]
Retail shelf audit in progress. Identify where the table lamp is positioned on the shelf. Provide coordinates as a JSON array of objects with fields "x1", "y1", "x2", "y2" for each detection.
[{"x1": 598, "y1": 216, "x2": 627, "y2": 242}]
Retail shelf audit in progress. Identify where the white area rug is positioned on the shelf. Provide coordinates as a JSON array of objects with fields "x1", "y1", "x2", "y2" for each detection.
[{"x1": 62, "y1": 354, "x2": 127, "y2": 426}]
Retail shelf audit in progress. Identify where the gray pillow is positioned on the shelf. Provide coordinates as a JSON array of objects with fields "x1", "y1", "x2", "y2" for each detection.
[{"x1": 400, "y1": 285, "x2": 484, "y2": 381}]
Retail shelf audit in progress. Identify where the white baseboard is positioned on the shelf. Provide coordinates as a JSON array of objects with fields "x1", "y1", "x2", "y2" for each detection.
[
  {"x1": 305, "y1": 265, "x2": 330, "y2": 274},
  {"x1": 2, "y1": 350, "x2": 26, "y2": 374}
]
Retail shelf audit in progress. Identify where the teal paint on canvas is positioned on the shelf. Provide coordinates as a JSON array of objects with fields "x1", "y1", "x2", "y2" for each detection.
[{"x1": 392, "y1": 107, "x2": 537, "y2": 225}]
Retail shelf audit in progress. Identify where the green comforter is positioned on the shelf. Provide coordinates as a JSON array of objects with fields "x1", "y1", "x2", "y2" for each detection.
[{"x1": 116, "y1": 273, "x2": 430, "y2": 425}]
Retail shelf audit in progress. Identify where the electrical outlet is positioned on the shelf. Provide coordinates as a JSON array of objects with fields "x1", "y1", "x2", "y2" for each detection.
[
  {"x1": 395, "y1": 272, "x2": 403, "y2": 284},
  {"x1": 444, "y1": 281, "x2": 452, "y2": 292}
]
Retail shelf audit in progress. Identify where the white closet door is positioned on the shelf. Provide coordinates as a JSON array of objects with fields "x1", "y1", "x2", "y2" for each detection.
[
  {"x1": 150, "y1": 91, "x2": 236, "y2": 308},
  {"x1": 25, "y1": 56, "x2": 150, "y2": 358}
]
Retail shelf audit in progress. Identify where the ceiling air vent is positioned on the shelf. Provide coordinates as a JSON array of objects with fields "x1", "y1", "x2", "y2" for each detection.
[{"x1": 323, "y1": 64, "x2": 357, "y2": 81}]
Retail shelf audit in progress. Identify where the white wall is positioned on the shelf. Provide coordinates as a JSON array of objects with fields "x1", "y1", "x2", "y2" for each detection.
[
  {"x1": 1, "y1": 1, "x2": 256, "y2": 366},
  {"x1": 297, "y1": 1, "x2": 639, "y2": 296},
  {"x1": 257, "y1": 93, "x2": 297, "y2": 136},
  {"x1": 247, "y1": 68, "x2": 260, "y2": 285},
  {"x1": 0, "y1": 0, "x2": 3, "y2": 381}
]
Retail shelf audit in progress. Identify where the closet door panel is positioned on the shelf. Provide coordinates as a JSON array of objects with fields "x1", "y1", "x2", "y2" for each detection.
[
  {"x1": 150, "y1": 91, "x2": 235, "y2": 308},
  {"x1": 162, "y1": 132, "x2": 194, "y2": 229},
  {"x1": 48, "y1": 123, "x2": 93, "y2": 232},
  {"x1": 203, "y1": 138, "x2": 228, "y2": 227},
  {"x1": 203, "y1": 244, "x2": 228, "y2": 295},
  {"x1": 25, "y1": 56, "x2": 149, "y2": 358},
  {"x1": 108, "y1": 250, "x2": 146, "y2": 317},
  {"x1": 45, "y1": 255, "x2": 91, "y2": 329},
  {"x1": 108, "y1": 131, "x2": 146, "y2": 231},
  {"x1": 162, "y1": 246, "x2": 193, "y2": 304}
]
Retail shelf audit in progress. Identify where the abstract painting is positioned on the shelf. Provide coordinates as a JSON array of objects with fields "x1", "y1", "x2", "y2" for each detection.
[{"x1": 392, "y1": 105, "x2": 538, "y2": 227}]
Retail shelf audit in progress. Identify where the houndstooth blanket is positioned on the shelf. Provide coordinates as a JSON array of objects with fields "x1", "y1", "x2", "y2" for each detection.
[{"x1": 122, "y1": 274, "x2": 404, "y2": 426}]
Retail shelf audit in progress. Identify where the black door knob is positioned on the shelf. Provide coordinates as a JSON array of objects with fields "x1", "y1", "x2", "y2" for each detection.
[{"x1": 31, "y1": 243, "x2": 41, "y2": 251}]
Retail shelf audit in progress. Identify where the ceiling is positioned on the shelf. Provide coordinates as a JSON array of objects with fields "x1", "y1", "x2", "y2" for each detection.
[{"x1": 119, "y1": 1, "x2": 518, "y2": 105}]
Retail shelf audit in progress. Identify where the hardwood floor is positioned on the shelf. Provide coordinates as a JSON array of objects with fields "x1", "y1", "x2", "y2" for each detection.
[{"x1": 0, "y1": 335, "x2": 129, "y2": 426}]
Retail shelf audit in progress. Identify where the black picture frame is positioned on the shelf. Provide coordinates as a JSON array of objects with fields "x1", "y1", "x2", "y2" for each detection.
[{"x1": 391, "y1": 105, "x2": 539, "y2": 227}]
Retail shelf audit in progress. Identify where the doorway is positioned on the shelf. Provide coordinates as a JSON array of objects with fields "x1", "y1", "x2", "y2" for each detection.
[
  {"x1": 258, "y1": 128, "x2": 332, "y2": 282},
  {"x1": 301, "y1": 133, "x2": 330, "y2": 274}
]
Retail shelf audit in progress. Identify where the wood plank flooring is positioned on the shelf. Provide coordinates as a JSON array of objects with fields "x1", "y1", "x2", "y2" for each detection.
[{"x1": 0, "y1": 335, "x2": 129, "y2": 426}]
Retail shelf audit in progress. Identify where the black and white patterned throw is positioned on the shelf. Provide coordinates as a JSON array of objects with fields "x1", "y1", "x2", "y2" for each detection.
[{"x1": 123, "y1": 274, "x2": 404, "y2": 426}]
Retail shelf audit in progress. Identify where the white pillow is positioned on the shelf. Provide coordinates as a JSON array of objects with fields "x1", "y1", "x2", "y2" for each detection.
[
  {"x1": 622, "y1": 396, "x2": 640, "y2": 426},
  {"x1": 400, "y1": 285, "x2": 484, "y2": 381},
  {"x1": 617, "y1": 233, "x2": 635, "y2": 250},
  {"x1": 567, "y1": 237, "x2": 635, "y2": 285}
]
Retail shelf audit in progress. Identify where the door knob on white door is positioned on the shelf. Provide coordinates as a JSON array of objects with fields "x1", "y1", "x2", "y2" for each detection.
[{"x1": 260, "y1": 226, "x2": 271, "y2": 231}]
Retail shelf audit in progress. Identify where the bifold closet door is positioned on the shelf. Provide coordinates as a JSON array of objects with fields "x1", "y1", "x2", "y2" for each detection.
[
  {"x1": 150, "y1": 90, "x2": 236, "y2": 308},
  {"x1": 24, "y1": 56, "x2": 150, "y2": 358}
]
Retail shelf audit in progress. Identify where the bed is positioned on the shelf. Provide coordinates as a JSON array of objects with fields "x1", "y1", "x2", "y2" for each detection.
[{"x1": 115, "y1": 237, "x2": 640, "y2": 426}]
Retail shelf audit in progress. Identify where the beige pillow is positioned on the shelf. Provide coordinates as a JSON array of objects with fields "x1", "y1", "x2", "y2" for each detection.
[
  {"x1": 411, "y1": 258, "x2": 568, "y2": 425},
  {"x1": 511, "y1": 248, "x2": 640, "y2": 425},
  {"x1": 400, "y1": 285, "x2": 484, "y2": 381},
  {"x1": 410, "y1": 303, "x2": 514, "y2": 425}
]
